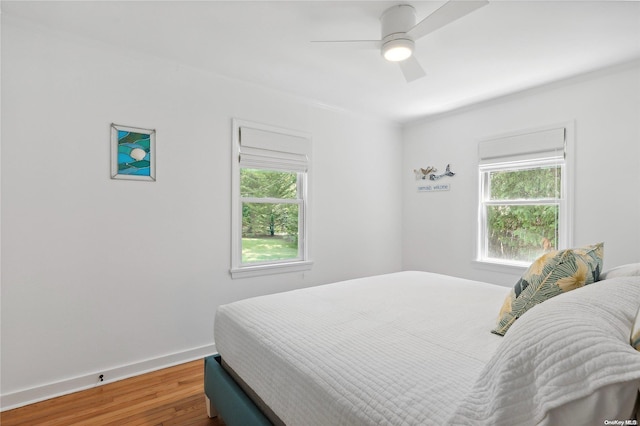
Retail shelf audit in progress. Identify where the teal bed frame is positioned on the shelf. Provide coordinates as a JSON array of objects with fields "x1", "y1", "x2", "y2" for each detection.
[{"x1": 204, "y1": 355, "x2": 272, "y2": 425}]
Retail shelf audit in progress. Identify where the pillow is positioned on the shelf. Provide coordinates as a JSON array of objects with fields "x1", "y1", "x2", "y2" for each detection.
[
  {"x1": 632, "y1": 305, "x2": 640, "y2": 352},
  {"x1": 492, "y1": 242, "x2": 603, "y2": 336},
  {"x1": 452, "y1": 277, "x2": 640, "y2": 426},
  {"x1": 601, "y1": 262, "x2": 640, "y2": 280}
]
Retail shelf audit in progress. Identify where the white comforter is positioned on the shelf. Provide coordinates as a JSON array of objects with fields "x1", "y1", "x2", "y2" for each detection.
[
  {"x1": 215, "y1": 271, "x2": 509, "y2": 425},
  {"x1": 214, "y1": 271, "x2": 640, "y2": 426}
]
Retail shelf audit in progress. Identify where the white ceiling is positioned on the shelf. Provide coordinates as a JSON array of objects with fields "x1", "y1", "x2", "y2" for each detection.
[{"x1": 3, "y1": 1, "x2": 640, "y2": 123}]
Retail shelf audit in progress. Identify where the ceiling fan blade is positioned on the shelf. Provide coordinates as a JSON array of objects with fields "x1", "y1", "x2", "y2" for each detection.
[
  {"x1": 310, "y1": 40, "x2": 380, "y2": 50},
  {"x1": 398, "y1": 56, "x2": 426, "y2": 82},
  {"x1": 407, "y1": 0, "x2": 488, "y2": 41}
]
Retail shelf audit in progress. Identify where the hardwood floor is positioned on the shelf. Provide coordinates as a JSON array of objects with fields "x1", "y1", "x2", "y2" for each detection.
[{"x1": 1, "y1": 360, "x2": 225, "y2": 426}]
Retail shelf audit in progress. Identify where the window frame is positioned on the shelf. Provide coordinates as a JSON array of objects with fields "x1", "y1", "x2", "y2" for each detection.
[
  {"x1": 475, "y1": 123, "x2": 574, "y2": 270},
  {"x1": 230, "y1": 119, "x2": 312, "y2": 279}
]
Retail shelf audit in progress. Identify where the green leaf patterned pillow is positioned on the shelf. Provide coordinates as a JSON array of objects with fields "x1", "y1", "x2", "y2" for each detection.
[
  {"x1": 632, "y1": 305, "x2": 640, "y2": 352},
  {"x1": 492, "y1": 242, "x2": 604, "y2": 336}
]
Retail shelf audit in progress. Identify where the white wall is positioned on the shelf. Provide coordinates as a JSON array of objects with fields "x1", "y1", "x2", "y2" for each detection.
[
  {"x1": 402, "y1": 62, "x2": 640, "y2": 286},
  {"x1": 0, "y1": 17, "x2": 403, "y2": 408}
]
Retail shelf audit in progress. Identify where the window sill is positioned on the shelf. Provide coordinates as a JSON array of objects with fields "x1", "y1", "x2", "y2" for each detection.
[
  {"x1": 230, "y1": 260, "x2": 313, "y2": 279},
  {"x1": 472, "y1": 259, "x2": 528, "y2": 276}
]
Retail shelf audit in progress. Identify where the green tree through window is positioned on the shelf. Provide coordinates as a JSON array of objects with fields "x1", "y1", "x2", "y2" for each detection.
[
  {"x1": 240, "y1": 169, "x2": 300, "y2": 263},
  {"x1": 482, "y1": 165, "x2": 562, "y2": 263}
]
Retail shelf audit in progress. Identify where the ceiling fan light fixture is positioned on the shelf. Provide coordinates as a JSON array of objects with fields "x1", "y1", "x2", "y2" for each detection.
[{"x1": 382, "y1": 38, "x2": 414, "y2": 62}]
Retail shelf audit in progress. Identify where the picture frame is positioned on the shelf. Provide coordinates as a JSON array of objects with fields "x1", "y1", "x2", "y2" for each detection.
[{"x1": 110, "y1": 123, "x2": 156, "y2": 181}]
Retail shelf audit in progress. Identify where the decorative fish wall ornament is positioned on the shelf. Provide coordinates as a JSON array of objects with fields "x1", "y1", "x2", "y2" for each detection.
[
  {"x1": 414, "y1": 166, "x2": 437, "y2": 180},
  {"x1": 414, "y1": 164, "x2": 456, "y2": 181},
  {"x1": 429, "y1": 164, "x2": 456, "y2": 180}
]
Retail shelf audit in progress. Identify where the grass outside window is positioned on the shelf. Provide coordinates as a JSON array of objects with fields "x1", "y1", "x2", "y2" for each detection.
[{"x1": 241, "y1": 236, "x2": 298, "y2": 263}]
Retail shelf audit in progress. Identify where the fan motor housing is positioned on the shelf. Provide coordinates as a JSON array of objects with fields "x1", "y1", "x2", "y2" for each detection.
[{"x1": 380, "y1": 4, "x2": 416, "y2": 40}]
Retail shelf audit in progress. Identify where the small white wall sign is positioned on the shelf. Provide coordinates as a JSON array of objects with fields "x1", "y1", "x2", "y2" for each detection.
[{"x1": 417, "y1": 182, "x2": 450, "y2": 192}]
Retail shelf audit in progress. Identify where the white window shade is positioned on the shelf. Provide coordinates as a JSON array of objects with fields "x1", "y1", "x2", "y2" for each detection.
[
  {"x1": 478, "y1": 127, "x2": 565, "y2": 165},
  {"x1": 239, "y1": 126, "x2": 310, "y2": 172}
]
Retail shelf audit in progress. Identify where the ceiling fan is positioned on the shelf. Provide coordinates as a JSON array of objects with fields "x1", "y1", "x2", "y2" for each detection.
[{"x1": 312, "y1": 1, "x2": 488, "y2": 82}]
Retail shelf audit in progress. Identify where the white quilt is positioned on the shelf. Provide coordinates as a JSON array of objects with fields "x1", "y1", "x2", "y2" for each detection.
[
  {"x1": 215, "y1": 271, "x2": 509, "y2": 425},
  {"x1": 215, "y1": 272, "x2": 640, "y2": 426}
]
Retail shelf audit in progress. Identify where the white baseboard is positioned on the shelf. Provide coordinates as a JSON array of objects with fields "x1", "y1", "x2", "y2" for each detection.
[{"x1": 0, "y1": 343, "x2": 217, "y2": 412}]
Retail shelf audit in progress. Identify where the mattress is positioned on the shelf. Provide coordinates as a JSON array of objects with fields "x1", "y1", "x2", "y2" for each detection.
[{"x1": 214, "y1": 271, "x2": 510, "y2": 426}]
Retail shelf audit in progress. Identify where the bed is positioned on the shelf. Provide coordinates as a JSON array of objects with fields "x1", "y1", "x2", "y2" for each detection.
[{"x1": 204, "y1": 270, "x2": 640, "y2": 426}]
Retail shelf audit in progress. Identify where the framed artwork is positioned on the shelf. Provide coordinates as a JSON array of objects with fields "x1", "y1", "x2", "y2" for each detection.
[{"x1": 111, "y1": 123, "x2": 156, "y2": 181}]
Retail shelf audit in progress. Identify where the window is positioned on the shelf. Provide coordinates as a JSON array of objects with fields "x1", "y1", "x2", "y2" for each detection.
[
  {"x1": 477, "y1": 126, "x2": 572, "y2": 267},
  {"x1": 231, "y1": 119, "x2": 312, "y2": 278}
]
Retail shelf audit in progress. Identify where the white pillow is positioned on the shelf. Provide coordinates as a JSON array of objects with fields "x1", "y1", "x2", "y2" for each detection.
[
  {"x1": 546, "y1": 300, "x2": 640, "y2": 425},
  {"x1": 449, "y1": 277, "x2": 640, "y2": 426},
  {"x1": 600, "y1": 263, "x2": 640, "y2": 280}
]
